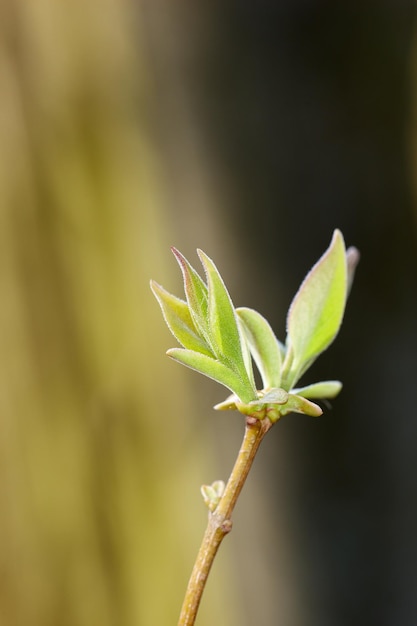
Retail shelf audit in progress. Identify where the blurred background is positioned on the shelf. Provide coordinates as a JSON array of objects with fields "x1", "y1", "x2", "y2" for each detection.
[{"x1": 1, "y1": 2, "x2": 417, "y2": 625}]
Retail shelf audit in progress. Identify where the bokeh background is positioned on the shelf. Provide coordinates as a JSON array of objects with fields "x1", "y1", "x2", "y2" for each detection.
[{"x1": 1, "y1": 2, "x2": 417, "y2": 625}]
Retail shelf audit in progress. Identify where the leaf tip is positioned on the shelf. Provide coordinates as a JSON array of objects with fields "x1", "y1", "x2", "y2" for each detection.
[
  {"x1": 196, "y1": 248, "x2": 210, "y2": 271},
  {"x1": 171, "y1": 246, "x2": 185, "y2": 267},
  {"x1": 346, "y1": 246, "x2": 360, "y2": 293},
  {"x1": 149, "y1": 279, "x2": 161, "y2": 294}
]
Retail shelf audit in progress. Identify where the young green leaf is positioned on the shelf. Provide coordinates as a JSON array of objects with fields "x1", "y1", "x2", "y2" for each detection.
[
  {"x1": 213, "y1": 394, "x2": 239, "y2": 411},
  {"x1": 292, "y1": 380, "x2": 342, "y2": 400},
  {"x1": 197, "y1": 250, "x2": 255, "y2": 394},
  {"x1": 201, "y1": 480, "x2": 225, "y2": 512},
  {"x1": 237, "y1": 307, "x2": 282, "y2": 389},
  {"x1": 258, "y1": 388, "x2": 289, "y2": 404},
  {"x1": 279, "y1": 393, "x2": 323, "y2": 417},
  {"x1": 285, "y1": 229, "x2": 347, "y2": 384},
  {"x1": 171, "y1": 248, "x2": 212, "y2": 348},
  {"x1": 167, "y1": 348, "x2": 257, "y2": 404},
  {"x1": 150, "y1": 281, "x2": 214, "y2": 356},
  {"x1": 238, "y1": 317, "x2": 257, "y2": 392}
]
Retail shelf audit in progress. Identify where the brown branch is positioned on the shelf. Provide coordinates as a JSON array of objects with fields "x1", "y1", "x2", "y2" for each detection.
[{"x1": 177, "y1": 416, "x2": 273, "y2": 626}]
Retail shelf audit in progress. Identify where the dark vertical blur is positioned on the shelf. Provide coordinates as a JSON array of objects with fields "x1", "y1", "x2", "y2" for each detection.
[{"x1": 143, "y1": 3, "x2": 417, "y2": 626}]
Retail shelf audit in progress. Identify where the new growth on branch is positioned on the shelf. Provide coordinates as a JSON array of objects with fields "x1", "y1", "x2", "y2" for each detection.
[{"x1": 151, "y1": 229, "x2": 359, "y2": 626}]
